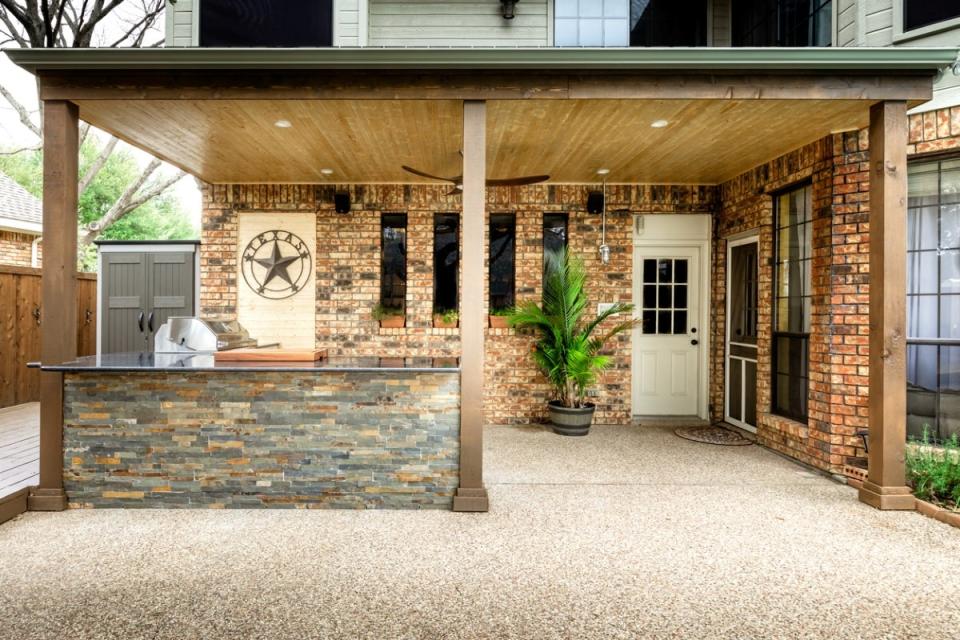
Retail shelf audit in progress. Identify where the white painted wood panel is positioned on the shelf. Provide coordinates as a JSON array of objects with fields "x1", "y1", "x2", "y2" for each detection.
[{"x1": 237, "y1": 212, "x2": 317, "y2": 350}]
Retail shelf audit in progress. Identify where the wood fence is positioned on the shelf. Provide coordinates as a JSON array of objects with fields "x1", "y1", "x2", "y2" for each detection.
[{"x1": 0, "y1": 266, "x2": 97, "y2": 409}]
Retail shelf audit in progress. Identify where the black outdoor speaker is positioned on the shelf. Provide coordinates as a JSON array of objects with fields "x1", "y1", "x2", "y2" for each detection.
[
  {"x1": 334, "y1": 192, "x2": 351, "y2": 214},
  {"x1": 587, "y1": 191, "x2": 604, "y2": 214}
]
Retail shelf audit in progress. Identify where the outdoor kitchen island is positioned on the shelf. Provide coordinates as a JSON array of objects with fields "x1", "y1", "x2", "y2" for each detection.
[{"x1": 41, "y1": 354, "x2": 460, "y2": 509}]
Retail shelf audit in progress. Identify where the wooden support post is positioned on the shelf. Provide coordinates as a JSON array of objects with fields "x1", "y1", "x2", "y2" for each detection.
[
  {"x1": 29, "y1": 100, "x2": 79, "y2": 512},
  {"x1": 858, "y1": 100, "x2": 914, "y2": 511},
  {"x1": 453, "y1": 99, "x2": 489, "y2": 512}
]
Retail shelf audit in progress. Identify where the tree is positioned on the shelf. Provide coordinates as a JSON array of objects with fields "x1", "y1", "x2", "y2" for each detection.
[
  {"x1": 0, "y1": 134, "x2": 197, "y2": 271},
  {"x1": 0, "y1": 1, "x2": 186, "y2": 248}
]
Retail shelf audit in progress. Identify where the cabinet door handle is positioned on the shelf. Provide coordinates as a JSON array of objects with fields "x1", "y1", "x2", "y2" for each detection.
[
  {"x1": 147, "y1": 311, "x2": 155, "y2": 333},
  {"x1": 138, "y1": 311, "x2": 144, "y2": 333}
]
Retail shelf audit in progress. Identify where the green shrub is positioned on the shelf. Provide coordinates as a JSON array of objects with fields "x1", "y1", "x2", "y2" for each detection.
[
  {"x1": 906, "y1": 427, "x2": 960, "y2": 511},
  {"x1": 371, "y1": 304, "x2": 403, "y2": 321}
]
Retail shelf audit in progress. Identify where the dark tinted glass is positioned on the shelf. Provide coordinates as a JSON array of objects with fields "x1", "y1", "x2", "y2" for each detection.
[
  {"x1": 732, "y1": 0, "x2": 832, "y2": 47},
  {"x1": 380, "y1": 214, "x2": 406, "y2": 312},
  {"x1": 490, "y1": 214, "x2": 516, "y2": 311},
  {"x1": 434, "y1": 214, "x2": 459, "y2": 314},
  {"x1": 904, "y1": 1, "x2": 960, "y2": 32},
  {"x1": 631, "y1": 0, "x2": 708, "y2": 46},
  {"x1": 200, "y1": 0, "x2": 333, "y2": 47},
  {"x1": 543, "y1": 214, "x2": 568, "y2": 268}
]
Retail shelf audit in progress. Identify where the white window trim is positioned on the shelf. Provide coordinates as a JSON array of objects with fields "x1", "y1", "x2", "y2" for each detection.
[{"x1": 893, "y1": 1, "x2": 960, "y2": 44}]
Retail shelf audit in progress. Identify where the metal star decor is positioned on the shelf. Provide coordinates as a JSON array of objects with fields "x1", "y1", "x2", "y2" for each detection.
[{"x1": 241, "y1": 230, "x2": 312, "y2": 300}]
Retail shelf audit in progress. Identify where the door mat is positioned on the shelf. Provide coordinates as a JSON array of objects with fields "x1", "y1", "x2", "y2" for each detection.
[{"x1": 674, "y1": 426, "x2": 752, "y2": 446}]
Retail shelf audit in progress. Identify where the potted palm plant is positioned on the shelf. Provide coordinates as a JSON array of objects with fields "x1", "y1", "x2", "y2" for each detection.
[{"x1": 509, "y1": 248, "x2": 638, "y2": 436}]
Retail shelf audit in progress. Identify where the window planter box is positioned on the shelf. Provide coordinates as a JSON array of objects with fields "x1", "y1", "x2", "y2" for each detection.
[
  {"x1": 379, "y1": 316, "x2": 405, "y2": 329},
  {"x1": 488, "y1": 315, "x2": 510, "y2": 329},
  {"x1": 433, "y1": 317, "x2": 458, "y2": 329},
  {"x1": 915, "y1": 497, "x2": 960, "y2": 530}
]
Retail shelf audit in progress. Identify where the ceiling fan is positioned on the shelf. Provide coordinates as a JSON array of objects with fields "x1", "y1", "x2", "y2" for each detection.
[{"x1": 401, "y1": 164, "x2": 549, "y2": 195}]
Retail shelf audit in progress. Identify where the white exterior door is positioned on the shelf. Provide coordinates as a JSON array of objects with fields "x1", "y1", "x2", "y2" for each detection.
[{"x1": 632, "y1": 247, "x2": 702, "y2": 415}]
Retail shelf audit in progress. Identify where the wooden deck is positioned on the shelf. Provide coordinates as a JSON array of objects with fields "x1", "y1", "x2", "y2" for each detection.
[{"x1": 0, "y1": 402, "x2": 39, "y2": 498}]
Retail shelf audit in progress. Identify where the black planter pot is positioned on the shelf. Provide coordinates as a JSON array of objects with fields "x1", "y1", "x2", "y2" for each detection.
[{"x1": 547, "y1": 401, "x2": 596, "y2": 436}]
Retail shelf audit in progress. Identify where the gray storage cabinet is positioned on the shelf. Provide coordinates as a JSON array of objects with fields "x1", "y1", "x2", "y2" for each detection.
[{"x1": 97, "y1": 241, "x2": 200, "y2": 354}]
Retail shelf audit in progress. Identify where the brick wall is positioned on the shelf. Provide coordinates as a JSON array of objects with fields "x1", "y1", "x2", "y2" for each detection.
[
  {"x1": 0, "y1": 230, "x2": 37, "y2": 267},
  {"x1": 714, "y1": 133, "x2": 872, "y2": 473},
  {"x1": 909, "y1": 105, "x2": 960, "y2": 155},
  {"x1": 201, "y1": 183, "x2": 716, "y2": 426}
]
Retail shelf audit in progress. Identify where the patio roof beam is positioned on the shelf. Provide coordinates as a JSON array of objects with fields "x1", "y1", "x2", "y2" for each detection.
[
  {"x1": 34, "y1": 71, "x2": 936, "y2": 103},
  {"x1": 29, "y1": 100, "x2": 78, "y2": 512},
  {"x1": 858, "y1": 100, "x2": 914, "y2": 511}
]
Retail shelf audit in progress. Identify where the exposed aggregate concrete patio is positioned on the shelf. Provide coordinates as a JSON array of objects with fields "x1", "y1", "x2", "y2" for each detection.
[{"x1": 2, "y1": 424, "x2": 959, "y2": 639}]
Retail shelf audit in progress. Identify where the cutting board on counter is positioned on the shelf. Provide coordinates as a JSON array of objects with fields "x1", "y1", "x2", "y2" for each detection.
[{"x1": 214, "y1": 348, "x2": 327, "y2": 362}]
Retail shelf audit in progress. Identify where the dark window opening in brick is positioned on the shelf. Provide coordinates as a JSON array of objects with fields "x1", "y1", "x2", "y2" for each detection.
[
  {"x1": 904, "y1": 1, "x2": 960, "y2": 32},
  {"x1": 630, "y1": 0, "x2": 708, "y2": 46},
  {"x1": 434, "y1": 214, "x2": 459, "y2": 315},
  {"x1": 490, "y1": 214, "x2": 516, "y2": 312},
  {"x1": 732, "y1": 0, "x2": 832, "y2": 47},
  {"x1": 543, "y1": 213, "x2": 568, "y2": 271},
  {"x1": 772, "y1": 183, "x2": 813, "y2": 422},
  {"x1": 200, "y1": 0, "x2": 333, "y2": 47},
  {"x1": 380, "y1": 214, "x2": 407, "y2": 313},
  {"x1": 906, "y1": 158, "x2": 960, "y2": 442}
]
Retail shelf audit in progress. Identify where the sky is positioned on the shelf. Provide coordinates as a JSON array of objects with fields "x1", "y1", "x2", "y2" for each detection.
[{"x1": 0, "y1": 5, "x2": 201, "y2": 228}]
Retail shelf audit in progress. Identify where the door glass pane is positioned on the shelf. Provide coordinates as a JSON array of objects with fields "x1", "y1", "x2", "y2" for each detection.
[
  {"x1": 674, "y1": 260, "x2": 688, "y2": 283},
  {"x1": 640, "y1": 258, "x2": 690, "y2": 335}
]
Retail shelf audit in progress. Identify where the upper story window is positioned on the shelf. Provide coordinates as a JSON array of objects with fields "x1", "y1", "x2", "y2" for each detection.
[
  {"x1": 199, "y1": 0, "x2": 333, "y2": 47},
  {"x1": 555, "y1": 0, "x2": 707, "y2": 47},
  {"x1": 631, "y1": 0, "x2": 708, "y2": 46},
  {"x1": 555, "y1": 0, "x2": 630, "y2": 47},
  {"x1": 733, "y1": 0, "x2": 832, "y2": 47},
  {"x1": 903, "y1": 1, "x2": 960, "y2": 32}
]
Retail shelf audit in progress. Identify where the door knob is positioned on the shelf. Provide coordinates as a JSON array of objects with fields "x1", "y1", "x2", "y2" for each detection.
[{"x1": 691, "y1": 339, "x2": 699, "y2": 346}]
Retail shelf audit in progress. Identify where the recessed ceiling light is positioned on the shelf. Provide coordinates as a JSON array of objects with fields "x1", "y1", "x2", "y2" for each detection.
[
  {"x1": 651, "y1": 119, "x2": 669, "y2": 129},
  {"x1": 320, "y1": 168, "x2": 334, "y2": 176},
  {"x1": 274, "y1": 119, "x2": 292, "y2": 128},
  {"x1": 596, "y1": 168, "x2": 610, "y2": 175}
]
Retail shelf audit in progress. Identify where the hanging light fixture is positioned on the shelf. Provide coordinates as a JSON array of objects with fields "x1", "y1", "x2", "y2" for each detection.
[
  {"x1": 597, "y1": 169, "x2": 610, "y2": 265},
  {"x1": 500, "y1": 0, "x2": 518, "y2": 19}
]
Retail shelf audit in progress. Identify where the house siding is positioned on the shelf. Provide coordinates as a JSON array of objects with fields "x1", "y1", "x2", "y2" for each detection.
[{"x1": 368, "y1": 0, "x2": 549, "y2": 47}]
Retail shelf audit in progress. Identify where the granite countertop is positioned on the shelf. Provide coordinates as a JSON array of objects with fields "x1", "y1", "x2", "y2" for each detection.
[{"x1": 36, "y1": 353, "x2": 460, "y2": 373}]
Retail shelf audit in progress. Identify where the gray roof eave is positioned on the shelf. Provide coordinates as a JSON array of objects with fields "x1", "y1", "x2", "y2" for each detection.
[{"x1": 4, "y1": 46, "x2": 959, "y2": 74}]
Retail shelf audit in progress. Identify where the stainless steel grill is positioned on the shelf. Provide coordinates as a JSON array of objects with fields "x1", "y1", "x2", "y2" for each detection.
[{"x1": 154, "y1": 317, "x2": 265, "y2": 353}]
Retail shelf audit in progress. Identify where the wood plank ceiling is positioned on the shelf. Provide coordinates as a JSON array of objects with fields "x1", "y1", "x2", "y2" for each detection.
[{"x1": 75, "y1": 98, "x2": 870, "y2": 185}]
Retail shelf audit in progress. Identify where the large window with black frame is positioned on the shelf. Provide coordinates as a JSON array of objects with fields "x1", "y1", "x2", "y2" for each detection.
[
  {"x1": 772, "y1": 183, "x2": 813, "y2": 422},
  {"x1": 490, "y1": 214, "x2": 516, "y2": 313},
  {"x1": 543, "y1": 213, "x2": 569, "y2": 269},
  {"x1": 380, "y1": 214, "x2": 407, "y2": 315},
  {"x1": 200, "y1": 0, "x2": 333, "y2": 47},
  {"x1": 732, "y1": 0, "x2": 832, "y2": 47},
  {"x1": 906, "y1": 158, "x2": 960, "y2": 442},
  {"x1": 433, "y1": 214, "x2": 460, "y2": 320}
]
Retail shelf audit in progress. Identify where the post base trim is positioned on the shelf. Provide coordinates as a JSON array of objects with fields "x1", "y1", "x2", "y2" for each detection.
[
  {"x1": 28, "y1": 488, "x2": 67, "y2": 512},
  {"x1": 453, "y1": 487, "x2": 489, "y2": 512},
  {"x1": 858, "y1": 481, "x2": 915, "y2": 510}
]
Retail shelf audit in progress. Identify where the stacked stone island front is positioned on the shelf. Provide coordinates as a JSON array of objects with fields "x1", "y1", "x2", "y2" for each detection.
[{"x1": 56, "y1": 357, "x2": 460, "y2": 509}]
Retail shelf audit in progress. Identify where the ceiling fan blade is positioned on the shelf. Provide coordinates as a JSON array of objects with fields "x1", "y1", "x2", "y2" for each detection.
[
  {"x1": 401, "y1": 165, "x2": 458, "y2": 182},
  {"x1": 486, "y1": 175, "x2": 551, "y2": 187}
]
